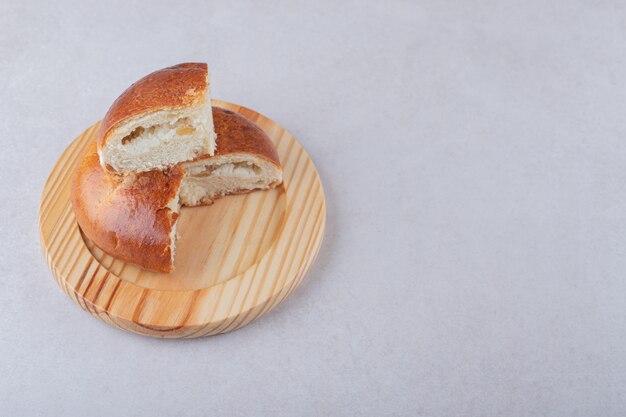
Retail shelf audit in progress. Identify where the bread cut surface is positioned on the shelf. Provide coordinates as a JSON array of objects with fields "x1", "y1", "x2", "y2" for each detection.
[
  {"x1": 72, "y1": 107, "x2": 282, "y2": 273},
  {"x1": 98, "y1": 63, "x2": 216, "y2": 174}
]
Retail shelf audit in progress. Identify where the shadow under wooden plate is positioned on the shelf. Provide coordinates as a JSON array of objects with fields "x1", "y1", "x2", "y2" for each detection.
[{"x1": 38, "y1": 100, "x2": 326, "y2": 338}]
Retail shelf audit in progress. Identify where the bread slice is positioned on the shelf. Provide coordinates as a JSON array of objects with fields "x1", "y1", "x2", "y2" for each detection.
[
  {"x1": 180, "y1": 107, "x2": 282, "y2": 206},
  {"x1": 98, "y1": 63, "x2": 216, "y2": 174},
  {"x1": 72, "y1": 107, "x2": 282, "y2": 273}
]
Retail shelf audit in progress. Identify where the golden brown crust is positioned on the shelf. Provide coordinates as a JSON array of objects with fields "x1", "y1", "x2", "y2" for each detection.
[
  {"x1": 98, "y1": 63, "x2": 208, "y2": 151},
  {"x1": 197, "y1": 107, "x2": 281, "y2": 166},
  {"x1": 71, "y1": 141, "x2": 184, "y2": 273}
]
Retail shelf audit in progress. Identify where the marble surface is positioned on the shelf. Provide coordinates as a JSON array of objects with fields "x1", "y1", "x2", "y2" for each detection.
[{"x1": 2, "y1": 0, "x2": 626, "y2": 415}]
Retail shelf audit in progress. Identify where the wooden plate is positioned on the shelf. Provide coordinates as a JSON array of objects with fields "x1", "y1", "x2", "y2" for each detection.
[{"x1": 38, "y1": 100, "x2": 326, "y2": 338}]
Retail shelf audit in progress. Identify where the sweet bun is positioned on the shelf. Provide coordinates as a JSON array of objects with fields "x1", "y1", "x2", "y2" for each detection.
[
  {"x1": 72, "y1": 107, "x2": 282, "y2": 272},
  {"x1": 180, "y1": 107, "x2": 282, "y2": 206},
  {"x1": 72, "y1": 142, "x2": 184, "y2": 273},
  {"x1": 98, "y1": 63, "x2": 216, "y2": 174}
]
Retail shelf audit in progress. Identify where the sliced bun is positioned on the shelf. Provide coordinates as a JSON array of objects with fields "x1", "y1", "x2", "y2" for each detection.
[
  {"x1": 98, "y1": 63, "x2": 216, "y2": 174},
  {"x1": 180, "y1": 107, "x2": 282, "y2": 206},
  {"x1": 72, "y1": 107, "x2": 282, "y2": 273},
  {"x1": 72, "y1": 141, "x2": 184, "y2": 273}
]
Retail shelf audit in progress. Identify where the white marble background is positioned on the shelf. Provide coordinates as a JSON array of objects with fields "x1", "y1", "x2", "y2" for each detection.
[{"x1": 2, "y1": 0, "x2": 626, "y2": 416}]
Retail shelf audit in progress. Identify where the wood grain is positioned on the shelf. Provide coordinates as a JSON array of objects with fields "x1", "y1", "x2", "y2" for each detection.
[{"x1": 38, "y1": 100, "x2": 326, "y2": 338}]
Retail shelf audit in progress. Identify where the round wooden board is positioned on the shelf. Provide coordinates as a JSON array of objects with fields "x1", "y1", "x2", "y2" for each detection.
[{"x1": 38, "y1": 100, "x2": 326, "y2": 338}]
